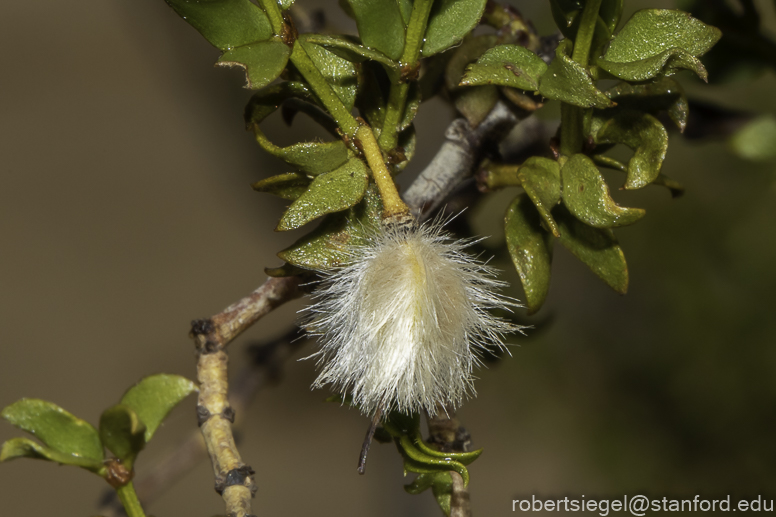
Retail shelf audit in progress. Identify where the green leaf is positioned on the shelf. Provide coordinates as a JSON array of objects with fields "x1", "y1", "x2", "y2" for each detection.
[
  {"x1": 245, "y1": 82, "x2": 352, "y2": 174},
  {"x1": 398, "y1": 0, "x2": 413, "y2": 25},
  {"x1": 538, "y1": 40, "x2": 613, "y2": 109},
  {"x1": 0, "y1": 437, "x2": 103, "y2": 470},
  {"x1": 597, "y1": 48, "x2": 708, "y2": 82},
  {"x1": 279, "y1": 0, "x2": 294, "y2": 9},
  {"x1": 460, "y1": 44, "x2": 548, "y2": 91},
  {"x1": 550, "y1": 0, "x2": 582, "y2": 38},
  {"x1": 555, "y1": 205, "x2": 629, "y2": 294},
  {"x1": 216, "y1": 40, "x2": 290, "y2": 89},
  {"x1": 597, "y1": 9, "x2": 721, "y2": 81},
  {"x1": 277, "y1": 157, "x2": 370, "y2": 231},
  {"x1": 252, "y1": 172, "x2": 312, "y2": 200},
  {"x1": 604, "y1": 10, "x2": 721, "y2": 63},
  {"x1": 561, "y1": 153, "x2": 645, "y2": 228},
  {"x1": 99, "y1": 405, "x2": 146, "y2": 469},
  {"x1": 405, "y1": 472, "x2": 453, "y2": 516},
  {"x1": 301, "y1": 34, "x2": 397, "y2": 68},
  {"x1": 729, "y1": 115, "x2": 776, "y2": 162},
  {"x1": 605, "y1": 77, "x2": 688, "y2": 131},
  {"x1": 505, "y1": 194, "x2": 554, "y2": 315},
  {"x1": 120, "y1": 374, "x2": 197, "y2": 442},
  {"x1": 517, "y1": 156, "x2": 562, "y2": 236},
  {"x1": 164, "y1": 0, "x2": 272, "y2": 51},
  {"x1": 278, "y1": 185, "x2": 383, "y2": 269},
  {"x1": 299, "y1": 35, "x2": 358, "y2": 111},
  {"x1": 594, "y1": 110, "x2": 668, "y2": 190},
  {"x1": 423, "y1": 0, "x2": 487, "y2": 57},
  {"x1": 345, "y1": 0, "x2": 406, "y2": 61},
  {"x1": 1, "y1": 399, "x2": 103, "y2": 463}
]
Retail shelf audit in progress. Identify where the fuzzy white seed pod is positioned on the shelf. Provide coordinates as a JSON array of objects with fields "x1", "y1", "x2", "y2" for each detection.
[{"x1": 304, "y1": 217, "x2": 523, "y2": 417}]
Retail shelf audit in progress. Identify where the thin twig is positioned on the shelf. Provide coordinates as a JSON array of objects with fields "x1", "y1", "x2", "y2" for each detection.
[
  {"x1": 403, "y1": 101, "x2": 520, "y2": 218},
  {"x1": 191, "y1": 276, "x2": 303, "y2": 517},
  {"x1": 426, "y1": 409, "x2": 474, "y2": 517}
]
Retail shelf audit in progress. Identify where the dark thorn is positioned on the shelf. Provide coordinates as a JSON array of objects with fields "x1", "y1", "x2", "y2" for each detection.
[
  {"x1": 357, "y1": 408, "x2": 383, "y2": 475},
  {"x1": 224, "y1": 465, "x2": 256, "y2": 489},
  {"x1": 222, "y1": 406, "x2": 236, "y2": 423}
]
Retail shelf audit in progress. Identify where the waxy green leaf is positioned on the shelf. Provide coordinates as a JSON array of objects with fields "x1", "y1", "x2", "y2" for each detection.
[
  {"x1": 302, "y1": 34, "x2": 397, "y2": 68},
  {"x1": 252, "y1": 172, "x2": 312, "y2": 200},
  {"x1": 517, "y1": 157, "x2": 561, "y2": 237},
  {"x1": 594, "y1": 110, "x2": 668, "y2": 190},
  {"x1": 0, "y1": 437, "x2": 103, "y2": 470},
  {"x1": 277, "y1": 157, "x2": 370, "y2": 231},
  {"x1": 1, "y1": 399, "x2": 103, "y2": 463},
  {"x1": 299, "y1": 35, "x2": 358, "y2": 111},
  {"x1": 99, "y1": 405, "x2": 145, "y2": 469},
  {"x1": 460, "y1": 44, "x2": 548, "y2": 91},
  {"x1": 605, "y1": 77, "x2": 688, "y2": 131},
  {"x1": 561, "y1": 154, "x2": 645, "y2": 228},
  {"x1": 555, "y1": 206, "x2": 629, "y2": 294},
  {"x1": 423, "y1": 0, "x2": 487, "y2": 57},
  {"x1": 405, "y1": 472, "x2": 453, "y2": 516},
  {"x1": 505, "y1": 194, "x2": 554, "y2": 314},
  {"x1": 538, "y1": 40, "x2": 613, "y2": 109},
  {"x1": 164, "y1": 0, "x2": 272, "y2": 51},
  {"x1": 120, "y1": 374, "x2": 197, "y2": 442},
  {"x1": 597, "y1": 9, "x2": 721, "y2": 81},
  {"x1": 455, "y1": 85, "x2": 499, "y2": 128},
  {"x1": 278, "y1": 185, "x2": 382, "y2": 269},
  {"x1": 345, "y1": 0, "x2": 406, "y2": 61},
  {"x1": 217, "y1": 40, "x2": 291, "y2": 89},
  {"x1": 245, "y1": 82, "x2": 351, "y2": 175}
]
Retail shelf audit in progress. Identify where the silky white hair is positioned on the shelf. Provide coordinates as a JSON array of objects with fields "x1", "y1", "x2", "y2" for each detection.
[{"x1": 304, "y1": 217, "x2": 523, "y2": 417}]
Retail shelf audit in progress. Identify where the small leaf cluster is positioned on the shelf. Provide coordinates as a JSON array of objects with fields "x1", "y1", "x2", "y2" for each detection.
[
  {"x1": 165, "y1": 0, "x2": 490, "y2": 271},
  {"x1": 1, "y1": 375, "x2": 196, "y2": 498},
  {"x1": 463, "y1": 1, "x2": 720, "y2": 313}
]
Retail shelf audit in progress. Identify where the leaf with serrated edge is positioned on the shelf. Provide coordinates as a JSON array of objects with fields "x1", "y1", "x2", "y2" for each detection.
[
  {"x1": 120, "y1": 374, "x2": 197, "y2": 442},
  {"x1": 99, "y1": 405, "x2": 146, "y2": 469},
  {"x1": 164, "y1": 0, "x2": 272, "y2": 51},
  {"x1": 538, "y1": 40, "x2": 613, "y2": 109},
  {"x1": 461, "y1": 45, "x2": 548, "y2": 91},
  {"x1": 595, "y1": 110, "x2": 668, "y2": 189},
  {"x1": 1, "y1": 399, "x2": 103, "y2": 462},
  {"x1": 216, "y1": 40, "x2": 290, "y2": 90},
  {"x1": 517, "y1": 156, "x2": 561, "y2": 236},
  {"x1": 561, "y1": 154, "x2": 645, "y2": 228},
  {"x1": 505, "y1": 194, "x2": 554, "y2": 314},
  {"x1": 346, "y1": 0, "x2": 405, "y2": 60},
  {"x1": 277, "y1": 157, "x2": 370, "y2": 231},
  {"x1": 423, "y1": 0, "x2": 487, "y2": 57},
  {"x1": 555, "y1": 205, "x2": 628, "y2": 293},
  {"x1": 0, "y1": 437, "x2": 103, "y2": 470}
]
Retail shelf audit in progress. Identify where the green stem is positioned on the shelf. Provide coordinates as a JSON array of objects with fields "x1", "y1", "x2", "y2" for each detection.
[
  {"x1": 571, "y1": 0, "x2": 603, "y2": 67},
  {"x1": 116, "y1": 482, "x2": 146, "y2": 517},
  {"x1": 257, "y1": 0, "x2": 285, "y2": 36},
  {"x1": 378, "y1": 0, "x2": 434, "y2": 150},
  {"x1": 289, "y1": 42, "x2": 360, "y2": 137},
  {"x1": 561, "y1": 0, "x2": 603, "y2": 156}
]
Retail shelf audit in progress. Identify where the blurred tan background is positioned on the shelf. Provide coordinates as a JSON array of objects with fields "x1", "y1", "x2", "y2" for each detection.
[{"x1": 1, "y1": 0, "x2": 775, "y2": 515}]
